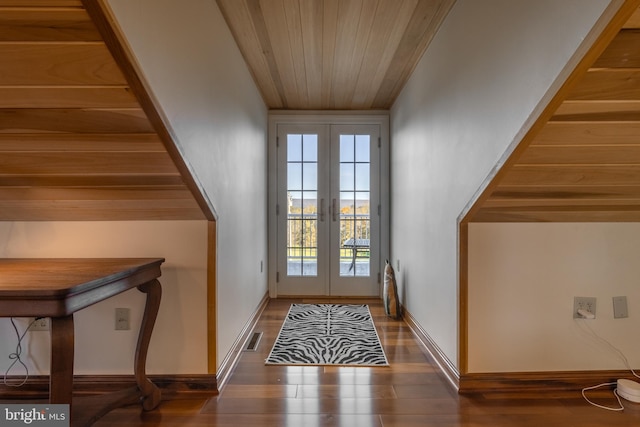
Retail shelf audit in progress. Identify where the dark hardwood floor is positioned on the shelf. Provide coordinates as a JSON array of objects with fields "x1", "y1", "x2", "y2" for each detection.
[{"x1": 94, "y1": 298, "x2": 640, "y2": 426}]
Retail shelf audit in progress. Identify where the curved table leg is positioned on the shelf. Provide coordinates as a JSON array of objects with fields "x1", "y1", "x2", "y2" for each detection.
[{"x1": 135, "y1": 279, "x2": 162, "y2": 410}]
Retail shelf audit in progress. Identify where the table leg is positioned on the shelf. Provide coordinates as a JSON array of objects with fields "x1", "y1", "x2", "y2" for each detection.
[
  {"x1": 349, "y1": 247, "x2": 356, "y2": 272},
  {"x1": 135, "y1": 279, "x2": 162, "y2": 410},
  {"x1": 50, "y1": 315, "x2": 74, "y2": 405}
]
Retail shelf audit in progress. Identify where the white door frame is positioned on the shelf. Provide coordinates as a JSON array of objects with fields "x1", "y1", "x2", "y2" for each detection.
[{"x1": 268, "y1": 112, "x2": 390, "y2": 298}]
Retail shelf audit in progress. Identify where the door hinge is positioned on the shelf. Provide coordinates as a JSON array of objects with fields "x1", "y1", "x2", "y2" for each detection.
[
  {"x1": 378, "y1": 137, "x2": 381, "y2": 148},
  {"x1": 276, "y1": 204, "x2": 280, "y2": 215},
  {"x1": 276, "y1": 136, "x2": 280, "y2": 147},
  {"x1": 378, "y1": 204, "x2": 381, "y2": 216},
  {"x1": 276, "y1": 272, "x2": 280, "y2": 282},
  {"x1": 377, "y1": 272, "x2": 381, "y2": 284}
]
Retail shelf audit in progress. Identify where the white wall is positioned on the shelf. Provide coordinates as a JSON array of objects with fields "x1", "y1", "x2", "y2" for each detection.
[
  {"x1": 390, "y1": 0, "x2": 613, "y2": 368},
  {"x1": 0, "y1": 221, "x2": 208, "y2": 375},
  {"x1": 106, "y1": 0, "x2": 268, "y2": 369},
  {"x1": 469, "y1": 223, "x2": 640, "y2": 372}
]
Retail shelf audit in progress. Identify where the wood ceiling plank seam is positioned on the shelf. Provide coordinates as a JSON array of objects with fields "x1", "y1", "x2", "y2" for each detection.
[
  {"x1": 0, "y1": 8, "x2": 101, "y2": 42},
  {"x1": 243, "y1": 0, "x2": 289, "y2": 108},
  {"x1": 259, "y1": 0, "x2": 300, "y2": 107},
  {"x1": 299, "y1": 0, "x2": 324, "y2": 109},
  {"x1": 550, "y1": 111, "x2": 640, "y2": 121},
  {"x1": 282, "y1": 0, "x2": 308, "y2": 108},
  {"x1": 0, "y1": 1, "x2": 82, "y2": 7},
  {"x1": 593, "y1": 29, "x2": 640, "y2": 68},
  {"x1": 216, "y1": 0, "x2": 283, "y2": 108},
  {"x1": 82, "y1": 0, "x2": 217, "y2": 220},
  {"x1": 487, "y1": 199, "x2": 640, "y2": 206},
  {"x1": 554, "y1": 100, "x2": 640, "y2": 117},
  {"x1": 0, "y1": 188, "x2": 196, "y2": 200},
  {"x1": 484, "y1": 200, "x2": 640, "y2": 208},
  {"x1": 0, "y1": 205, "x2": 206, "y2": 221},
  {"x1": 533, "y1": 143, "x2": 640, "y2": 148},
  {"x1": 472, "y1": 211, "x2": 640, "y2": 222},
  {"x1": 492, "y1": 185, "x2": 640, "y2": 200},
  {"x1": 0, "y1": 43, "x2": 127, "y2": 85},
  {"x1": 0, "y1": 84, "x2": 129, "y2": 88},
  {"x1": 479, "y1": 205, "x2": 640, "y2": 212},
  {"x1": 0, "y1": 152, "x2": 179, "y2": 174},
  {"x1": 500, "y1": 165, "x2": 640, "y2": 186},
  {"x1": 0, "y1": 199, "x2": 205, "y2": 208},
  {"x1": 495, "y1": 184, "x2": 640, "y2": 188},
  {"x1": 0, "y1": 108, "x2": 155, "y2": 133},
  {"x1": 372, "y1": 0, "x2": 454, "y2": 108},
  {"x1": 331, "y1": 0, "x2": 365, "y2": 109},
  {"x1": 351, "y1": 0, "x2": 408, "y2": 109},
  {"x1": 0, "y1": 6, "x2": 84, "y2": 10},
  {"x1": 0, "y1": 147, "x2": 168, "y2": 153},
  {"x1": 321, "y1": 0, "x2": 339, "y2": 108},
  {"x1": 567, "y1": 69, "x2": 640, "y2": 100},
  {"x1": 0, "y1": 175, "x2": 186, "y2": 187},
  {"x1": 0, "y1": 87, "x2": 140, "y2": 109},
  {"x1": 532, "y1": 121, "x2": 640, "y2": 145},
  {"x1": 517, "y1": 145, "x2": 640, "y2": 164},
  {"x1": 362, "y1": 0, "x2": 420, "y2": 108},
  {"x1": 0, "y1": 133, "x2": 164, "y2": 152},
  {"x1": 339, "y1": 0, "x2": 379, "y2": 109}
]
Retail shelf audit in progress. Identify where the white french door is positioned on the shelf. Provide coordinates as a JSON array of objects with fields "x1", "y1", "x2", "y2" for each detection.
[{"x1": 273, "y1": 121, "x2": 382, "y2": 296}]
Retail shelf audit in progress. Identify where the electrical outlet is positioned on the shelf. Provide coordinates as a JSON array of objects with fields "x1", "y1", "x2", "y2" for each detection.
[
  {"x1": 574, "y1": 296, "x2": 596, "y2": 319},
  {"x1": 115, "y1": 308, "x2": 130, "y2": 330},
  {"x1": 613, "y1": 296, "x2": 629, "y2": 319},
  {"x1": 28, "y1": 317, "x2": 49, "y2": 331}
]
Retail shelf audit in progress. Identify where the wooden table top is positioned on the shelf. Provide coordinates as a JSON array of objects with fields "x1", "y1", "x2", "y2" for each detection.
[{"x1": 0, "y1": 258, "x2": 164, "y2": 317}]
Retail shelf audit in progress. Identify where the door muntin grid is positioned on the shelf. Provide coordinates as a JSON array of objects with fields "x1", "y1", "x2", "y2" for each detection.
[
  {"x1": 338, "y1": 134, "x2": 370, "y2": 277},
  {"x1": 286, "y1": 133, "x2": 318, "y2": 277}
]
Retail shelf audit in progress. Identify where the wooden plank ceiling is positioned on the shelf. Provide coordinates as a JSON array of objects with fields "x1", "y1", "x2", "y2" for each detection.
[
  {"x1": 216, "y1": 0, "x2": 456, "y2": 110},
  {"x1": 0, "y1": 0, "x2": 208, "y2": 221},
  {"x1": 468, "y1": 4, "x2": 640, "y2": 222},
  {"x1": 221, "y1": 0, "x2": 640, "y2": 223}
]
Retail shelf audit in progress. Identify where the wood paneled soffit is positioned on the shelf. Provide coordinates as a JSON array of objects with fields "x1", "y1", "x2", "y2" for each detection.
[
  {"x1": 0, "y1": 0, "x2": 211, "y2": 221},
  {"x1": 465, "y1": 2, "x2": 640, "y2": 223}
]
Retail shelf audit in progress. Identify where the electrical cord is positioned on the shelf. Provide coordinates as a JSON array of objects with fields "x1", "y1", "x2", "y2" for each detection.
[
  {"x1": 577, "y1": 319, "x2": 640, "y2": 411},
  {"x1": 581, "y1": 382, "x2": 624, "y2": 411},
  {"x1": 578, "y1": 320, "x2": 640, "y2": 379},
  {"x1": 3, "y1": 317, "x2": 37, "y2": 387}
]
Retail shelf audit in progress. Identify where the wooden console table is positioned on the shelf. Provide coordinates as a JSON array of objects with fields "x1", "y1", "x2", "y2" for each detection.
[{"x1": 0, "y1": 258, "x2": 165, "y2": 426}]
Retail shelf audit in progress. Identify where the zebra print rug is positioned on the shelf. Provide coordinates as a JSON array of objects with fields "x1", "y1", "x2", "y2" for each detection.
[{"x1": 265, "y1": 304, "x2": 389, "y2": 366}]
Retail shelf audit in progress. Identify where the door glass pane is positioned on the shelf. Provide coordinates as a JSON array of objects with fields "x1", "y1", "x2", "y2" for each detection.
[
  {"x1": 339, "y1": 164, "x2": 354, "y2": 191},
  {"x1": 339, "y1": 134, "x2": 370, "y2": 277},
  {"x1": 287, "y1": 134, "x2": 302, "y2": 161},
  {"x1": 287, "y1": 134, "x2": 318, "y2": 277}
]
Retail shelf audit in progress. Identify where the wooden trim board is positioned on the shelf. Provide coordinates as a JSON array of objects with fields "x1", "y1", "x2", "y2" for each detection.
[
  {"x1": 0, "y1": 374, "x2": 217, "y2": 400},
  {"x1": 459, "y1": 370, "x2": 638, "y2": 394},
  {"x1": 402, "y1": 305, "x2": 461, "y2": 391},
  {"x1": 207, "y1": 220, "x2": 217, "y2": 375},
  {"x1": 215, "y1": 292, "x2": 270, "y2": 391}
]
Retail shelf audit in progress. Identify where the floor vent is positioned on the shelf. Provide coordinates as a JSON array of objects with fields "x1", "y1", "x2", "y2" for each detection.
[{"x1": 244, "y1": 332, "x2": 263, "y2": 351}]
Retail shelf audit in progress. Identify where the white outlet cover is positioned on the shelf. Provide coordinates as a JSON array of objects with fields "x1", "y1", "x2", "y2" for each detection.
[{"x1": 613, "y1": 296, "x2": 628, "y2": 319}]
